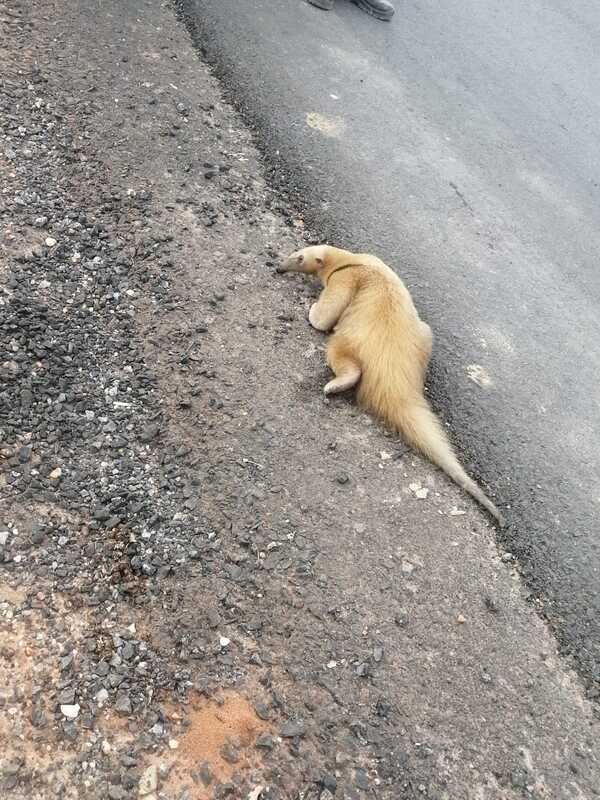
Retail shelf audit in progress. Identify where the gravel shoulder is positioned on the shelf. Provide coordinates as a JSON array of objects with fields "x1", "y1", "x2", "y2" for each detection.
[{"x1": 1, "y1": 1, "x2": 599, "y2": 799}]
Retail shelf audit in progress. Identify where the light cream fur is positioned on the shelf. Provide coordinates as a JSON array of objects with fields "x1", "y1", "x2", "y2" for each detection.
[{"x1": 278, "y1": 244, "x2": 503, "y2": 524}]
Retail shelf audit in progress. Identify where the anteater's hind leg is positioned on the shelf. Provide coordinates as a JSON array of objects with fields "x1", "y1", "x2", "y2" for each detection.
[{"x1": 324, "y1": 336, "x2": 361, "y2": 395}]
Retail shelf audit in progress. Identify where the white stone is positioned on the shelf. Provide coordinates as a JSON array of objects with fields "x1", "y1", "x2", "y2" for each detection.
[
  {"x1": 95, "y1": 688, "x2": 108, "y2": 707},
  {"x1": 60, "y1": 703, "x2": 80, "y2": 720},
  {"x1": 138, "y1": 764, "x2": 158, "y2": 796}
]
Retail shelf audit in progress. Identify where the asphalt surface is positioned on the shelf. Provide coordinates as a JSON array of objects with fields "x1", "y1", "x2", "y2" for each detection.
[{"x1": 177, "y1": 0, "x2": 600, "y2": 690}]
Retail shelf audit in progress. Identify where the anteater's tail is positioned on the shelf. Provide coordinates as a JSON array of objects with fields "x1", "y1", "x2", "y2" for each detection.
[{"x1": 389, "y1": 397, "x2": 504, "y2": 525}]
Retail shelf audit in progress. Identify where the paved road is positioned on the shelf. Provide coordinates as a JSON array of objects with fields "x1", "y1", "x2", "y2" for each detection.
[{"x1": 178, "y1": 0, "x2": 600, "y2": 689}]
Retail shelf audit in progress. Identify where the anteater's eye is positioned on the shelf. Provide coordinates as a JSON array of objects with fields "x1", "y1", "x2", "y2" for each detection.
[{"x1": 298, "y1": 254, "x2": 304, "y2": 263}]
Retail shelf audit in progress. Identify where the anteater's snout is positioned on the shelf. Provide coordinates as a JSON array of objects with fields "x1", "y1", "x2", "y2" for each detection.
[{"x1": 276, "y1": 256, "x2": 295, "y2": 273}]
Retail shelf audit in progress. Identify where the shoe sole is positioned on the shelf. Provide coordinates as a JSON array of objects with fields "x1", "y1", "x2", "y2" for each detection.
[
  {"x1": 352, "y1": 0, "x2": 394, "y2": 20},
  {"x1": 307, "y1": 0, "x2": 334, "y2": 9}
]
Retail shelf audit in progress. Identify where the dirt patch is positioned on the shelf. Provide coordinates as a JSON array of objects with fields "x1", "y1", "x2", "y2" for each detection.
[{"x1": 160, "y1": 690, "x2": 272, "y2": 798}]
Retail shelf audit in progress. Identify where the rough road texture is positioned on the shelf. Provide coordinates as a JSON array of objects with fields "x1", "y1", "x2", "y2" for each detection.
[{"x1": 0, "y1": 1, "x2": 599, "y2": 799}]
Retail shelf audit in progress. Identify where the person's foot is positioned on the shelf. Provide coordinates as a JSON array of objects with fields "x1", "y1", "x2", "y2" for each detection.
[
  {"x1": 307, "y1": 0, "x2": 335, "y2": 9},
  {"x1": 352, "y1": 0, "x2": 395, "y2": 20}
]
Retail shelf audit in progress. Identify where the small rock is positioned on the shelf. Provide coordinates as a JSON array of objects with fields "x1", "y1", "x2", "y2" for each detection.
[
  {"x1": 96, "y1": 688, "x2": 109, "y2": 707},
  {"x1": 115, "y1": 693, "x2": 132, "y2": 714},
  {"x1": 219, "y1": 743, "x2": 239, "y2": 764},
  {"x1": 121, "y1": 642, "x2": 135, "y2": 660},
  {"x1": 321, "y1": 773, "x2": 337, "y2": 791},
  {"x1": 198, "y1": 762, "x2": 212, "y2": 786},
  {"x1": 456, "y1": 614, "x2": 466, "y2": 624},
  {"x1": 140, "y1": 423, "x2": 161, "y2": 443},
  {"x1": 58, "y1": 688, "x2": 76, "y2": 705},
  {"x1": 376, "y1": 697, "x2": 392, "y2": 718},
  {"x1": 281, "y1": 719, "x2": 306, "y2": 738},
  {"x1": 449, "y1": 507, "x2": 466, "y2": 516},
  {"x1": 253, "y1": 702, "x2": 271, "y2": 721},
  {"x1": 354, "y1": 769, "x2": 369, "y2": 790},
  {"x1": 510, "y1": 770, "x2": 528, "y2": 789},
  {"x1": 45, "y1": 237, "x2": 57, "y2": 247},
  {"x1": 410, "y1": 483, "x2": 429, "y2": 499},
  {"x1": 138, "y1": 764, "x2": 158, "y2": 796},
  {"x1": 255, "y1": 732, "x2": 275, "y2": 750},
  {"x1": 484, "y1": 596, "x2": 499, "y2": 613},
  {"x1": 48, "y1": 467, "x2": 62, "y2": 480},
  {"x1": 355, "y1": 662, "x2": 370, "y2": 677},
  {"x1": 219, "y1": 636, "x2": 231, "y2": 649},
  {"x1": 60, "y1": 703, "x2": 80, "y2": 720},
  {"x1": 336, "y1": 473, "x2": 349, "y2": 485}
]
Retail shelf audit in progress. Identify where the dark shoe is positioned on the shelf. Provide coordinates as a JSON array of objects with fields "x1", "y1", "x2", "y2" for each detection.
[
  {"x1": 352, "y1": 0, "x2": 395, "y2": 20},
  {"x1": 308, "y1": 0, "x2": 335, "y2": 9}
]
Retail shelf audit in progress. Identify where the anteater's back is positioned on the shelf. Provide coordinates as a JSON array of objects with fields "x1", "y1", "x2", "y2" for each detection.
[{"x1": 333, "y1": 262, "x2": 431, "y2": 418}]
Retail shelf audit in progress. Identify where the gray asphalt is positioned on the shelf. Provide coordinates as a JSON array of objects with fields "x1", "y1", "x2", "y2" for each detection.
[{"x1": 177, "y1": 0, "x2": 600, "y2": 691}]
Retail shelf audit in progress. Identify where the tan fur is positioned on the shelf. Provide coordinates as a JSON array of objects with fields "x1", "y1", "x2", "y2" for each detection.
[{"x1": 278, "y1": 244, "x2": 503, "y2": 525}]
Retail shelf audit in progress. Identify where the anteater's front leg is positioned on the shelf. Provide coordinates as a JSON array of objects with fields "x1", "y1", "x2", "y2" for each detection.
[{"x1": 309, "y1": 284, "x2": 353, "y2": 332}]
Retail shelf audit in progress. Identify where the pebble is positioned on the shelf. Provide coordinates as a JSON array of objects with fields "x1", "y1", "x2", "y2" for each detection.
[
  {"x1": 60, "y1": 703, "x2": 80, "y2": 720},
  {"x1": 409, "y1": 482, "x2": 429, "y2": 499},
  {"x1": 254, "y1": 701, "x2": 271, "y2": 721},
  {"x1": 321, "y1": 774, "x2": 337, "y2": 791},
  {"x1": 115, "y1": 693, "x2": 132, "y2": 714},
  {"x1": 58, "y1": 688, "x2": 76, "y2": 704},
  {"x1": 354, "y1": 769, "x2": 369, "y2": 790},
  {"x1": 96, "y1": 689, "x2": 108, "y2": 708},
  {"x1": 373, "y1": 644, "x2": 384, "y2": 663},
  {"x1": 220, "y1": 743, "x2": 240, "y2": 764},
  {"x1": 449, "y1": 506, "x2": 466, "y2": 516},
  {"x1": 255, "y1": 732, "x2": 275, "y2": 750},
  {"x1": 355, "y1": 662, "x2": 370, "y2": 677},
  {"x1": 140, "y1": 422, "x2": 161, "y2": 442},
  {"x1": 281, "y1": 719, "x2": 306, "y2": 738},
  {"x1": 138, "y1": 764, "x2": 158, "y2": 796},
  {"x1": 45, "y1": 236, "x2": 57, "y2": 247},
  {"x1": 199, "y1": 762, "x2": 212, "y2": 786}
]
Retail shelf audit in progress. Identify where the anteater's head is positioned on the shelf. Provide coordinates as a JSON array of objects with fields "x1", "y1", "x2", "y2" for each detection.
[{"x1": 277, "y1": 245, "x2": 328, "y2": 275}]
